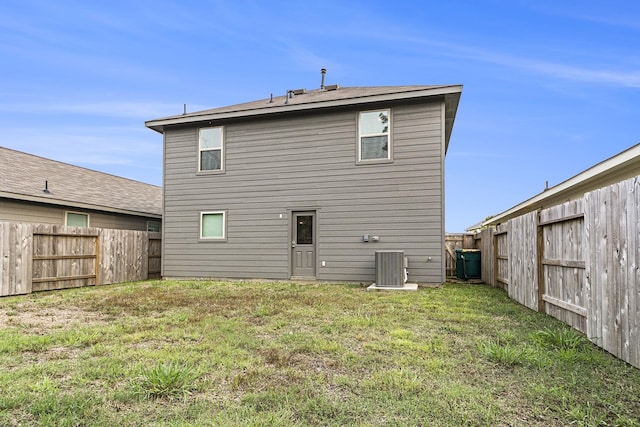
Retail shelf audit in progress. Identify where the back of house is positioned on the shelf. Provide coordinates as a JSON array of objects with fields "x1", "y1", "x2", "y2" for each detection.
[{"x1": 146, "y1": 83, "x2": 462, "y2": 284}]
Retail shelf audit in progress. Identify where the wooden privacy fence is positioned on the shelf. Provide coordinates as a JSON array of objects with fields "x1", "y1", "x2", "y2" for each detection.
[
  {"x1": 476, "y1": 175, "x2": 640, "y2": 369},
  {"x1": 444, "y1": 233, "x2": 477, "y2": 278},
  {"x1": 1, "y1": 222, "x2": 161, "y2": 297}
]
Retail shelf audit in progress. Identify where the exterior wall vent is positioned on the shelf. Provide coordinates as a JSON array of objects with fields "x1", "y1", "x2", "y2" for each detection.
[{"x1": 375, "y1": 250, "x2": 404, "y2": 287}]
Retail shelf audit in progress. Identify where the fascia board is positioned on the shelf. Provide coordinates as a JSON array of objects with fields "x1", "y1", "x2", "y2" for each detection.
[{"x1": 146, "y1": 85, "x2": 463, "y2": 132}]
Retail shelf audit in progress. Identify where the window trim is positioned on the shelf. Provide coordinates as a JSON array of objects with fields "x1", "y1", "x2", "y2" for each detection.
[
  {"x1": 65, "y1": 211, "x2": 89, "y2": 227},
  {"x1": 197, "y1": 126, "x2": 225, "y2": 174},
  {"x1": 357, "y1": 109, "x2": 392, "y2": 164},
  {"x1": 199, "y1": 210, "x2": 227, "y2": 241}
]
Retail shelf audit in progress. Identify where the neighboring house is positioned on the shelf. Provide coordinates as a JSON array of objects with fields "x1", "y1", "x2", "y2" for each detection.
[
  {"x1": 146, "y1": 84, "x2": 462, "y2": 284},
  {"x1": 482, "y1": 143, "x2": 640, "y2": 227},
  {"x1": 0, "y1": 147, "x2": 162, "y2": 231}
]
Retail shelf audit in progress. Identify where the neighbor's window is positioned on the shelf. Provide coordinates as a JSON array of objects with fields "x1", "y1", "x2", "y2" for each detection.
[
  {"x1": 199, "y1": 127, "x2": 224, "y2": 172},
  {"x1": 200, "y1": 211, "x2": 226, "y2": 240},
  {"x1": 147, "y1": 221, "x2": 161, "y2": 232},
  {"x1": 66, "y1": 212, "x2": 89, "y2": 227},
  {"x1": 358, "y1": 109, "x2": 391, "y2": 162}
]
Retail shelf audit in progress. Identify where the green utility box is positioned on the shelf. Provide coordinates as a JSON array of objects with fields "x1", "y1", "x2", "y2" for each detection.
[{"x1": 455, "y1": 249, "x2": 481, "y2": 280}]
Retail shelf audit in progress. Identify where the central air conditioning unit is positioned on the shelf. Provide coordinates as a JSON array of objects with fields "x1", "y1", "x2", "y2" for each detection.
[{"x1": 375, "y1": 250, "x2": 405, "y2": 287}]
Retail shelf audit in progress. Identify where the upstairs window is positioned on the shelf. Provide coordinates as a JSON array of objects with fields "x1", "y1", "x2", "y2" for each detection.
[
  {"x1": 358, "y1": 110, "x2": 391, "y2": 162},
  {"x1": 199, "y1": 127, "x2": 224, "y2": 172},
  {"x1": 66, "y1": 212, "x2": 89, "y2": 227}
]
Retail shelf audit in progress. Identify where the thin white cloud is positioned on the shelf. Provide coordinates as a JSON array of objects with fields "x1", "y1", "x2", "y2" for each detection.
[
  {"x1": 466, "y1": 49, "x2": 640, "y2": 88},
  {"x1": 332, "y1": 11, "x2": 640, "y2": 90},
  {"x1": 395, "y1": 33, "x2": 640, "y2": 88},
  {"x1": 2, "y1": 125, "x2": 163, "y2": 184},
  {"x1": 0, "y1": 100, "x2": 182, "y2": 119}
]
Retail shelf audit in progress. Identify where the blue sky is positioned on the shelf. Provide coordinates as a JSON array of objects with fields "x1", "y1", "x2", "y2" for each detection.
[{"x1": 1, "y1": 0, "x2": 639, "y2": 232}]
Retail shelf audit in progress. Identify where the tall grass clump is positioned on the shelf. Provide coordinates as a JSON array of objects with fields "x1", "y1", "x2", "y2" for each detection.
[
  {"x1": 532, "y1": 327, "x2": 589, "y2": 351},
  {"x1": 132, "y1": 361, "x2": 199, "y2": 399},
  {"x1": 477, "y1": 339, "x2": 524, "y2": 366}
]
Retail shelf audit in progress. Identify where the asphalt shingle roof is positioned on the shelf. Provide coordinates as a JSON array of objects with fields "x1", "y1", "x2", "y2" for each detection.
[
  {"x1": 146, "y1": 85, "x2": 462, "y2": 131},
  {"x1": 0, "y1": 147, "x2": 162, "y2": 217},
  {"x1": 182, "y1": 85, "x2": 450, "y2": 117}
]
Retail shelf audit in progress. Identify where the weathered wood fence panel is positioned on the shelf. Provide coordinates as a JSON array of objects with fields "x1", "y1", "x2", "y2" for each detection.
[
  {"x1": 0, "y1": 222, "x2": 162, "y2": 297},
  {"x1": 483, "y1": 175, "x2": 640, "y2": 369},
  {"x1": 495, "y1": 225, "x2": 509, "y2": 290},
  {"x1": 0, "y1": 222, "x2": 33, "y2": 296},
  {"x1": 508, "y1": 211, "x2": 539, "y2": 310},
  {"x1": 476, "y1": 228, "x2": 495, "y2": 286},
  {"x1": 148, "y1": 234, "x2": 162, "y2": 279},
  {"x1": 32, "y1": 225, "x2": 99, "y2": 292},
  {"x1": 539, "y1": 200, "x2": 586, "y2": 333},
  {"x1": 585, "y1": 177, "x2": 640, "y2": 368},
  {"x1": 99, "y1": 229, "x2": 153, "y2": 285}
]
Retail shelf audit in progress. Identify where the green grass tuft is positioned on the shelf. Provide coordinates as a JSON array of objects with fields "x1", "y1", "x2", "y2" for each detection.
[
  {"x1": 477, "y1": 339, "x2": 525, "y2": 366},
  {"x1": 132, "y1": 361, "x2": 199, "y2": 399},
  {"x1": 531, "y1": 326, "x2": 589, "y2": 350}
]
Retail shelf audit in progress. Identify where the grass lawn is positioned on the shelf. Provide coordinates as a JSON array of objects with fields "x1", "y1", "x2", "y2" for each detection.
[{"x1": 0, "y1": 280, "x2": 638, "y2": 426}]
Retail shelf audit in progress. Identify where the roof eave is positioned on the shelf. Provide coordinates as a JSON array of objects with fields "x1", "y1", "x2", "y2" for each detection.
[
  {"x1": 145, "y1": 85, "x2": 463, "y2": 133},
  {"x1": 1, "y1": 191, "x2": 162, "y2": 219},
  {"x1": 444, "y1": 91, "x2": 461, "y2": 154},
  {"x1": 483, "y1": 143, "x2": 640, "y2": 227}
]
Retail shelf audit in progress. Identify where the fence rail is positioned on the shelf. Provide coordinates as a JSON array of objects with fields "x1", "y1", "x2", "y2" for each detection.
[
  {"x1": 1, "y1": 222, "x2": 161, "y2": 297},
  {"x1": 477, "y1": 175, "x2": 640, "y2": 369}
]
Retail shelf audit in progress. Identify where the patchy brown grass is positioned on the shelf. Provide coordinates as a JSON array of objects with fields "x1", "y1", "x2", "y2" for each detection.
[
  {"x1": 0, "y1": 301, "x2": 109, "y2": 333},
  {"x1": 0, "y1": 280, "x2": 639, "y2": 426}
]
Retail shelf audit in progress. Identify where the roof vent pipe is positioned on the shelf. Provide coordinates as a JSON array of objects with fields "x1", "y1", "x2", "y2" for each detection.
[{"x1": 320, "y1": 68, "x2": 327, "y2": 89}]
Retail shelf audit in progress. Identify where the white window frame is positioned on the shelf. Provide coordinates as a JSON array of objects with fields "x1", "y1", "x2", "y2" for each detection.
[
  {"x1": 357, "y1": 109, "x2": 392, "y2": 164},
  {"x1": 198, "y1": 126, "x2": 225, "y2": 173},
  {"x1": 65, "y1": 211, "x2": 89, "y2": 227},
  {"x1": 200, "y1": 211, "x2": 227, "y2": 241}
]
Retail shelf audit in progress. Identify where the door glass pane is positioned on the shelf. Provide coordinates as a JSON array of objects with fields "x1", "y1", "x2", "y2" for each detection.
[{"x1": 296, "y1": 215, "x2": 313, "y2": 245}]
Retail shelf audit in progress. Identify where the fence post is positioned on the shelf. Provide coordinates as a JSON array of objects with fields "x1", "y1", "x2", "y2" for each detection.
[
  {"x1": 95, "y1": 234, "x2": 101, "y2": 286},
  {"x1": 537, "y1": 209, "x2": 545, "y2": 312},
  {"x1": 492, "y1": 230, "x2": 498, "y2": 288}
]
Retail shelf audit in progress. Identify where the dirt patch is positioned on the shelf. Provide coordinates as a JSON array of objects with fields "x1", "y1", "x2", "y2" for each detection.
[{"x1": 0, "y1": 301, "x2": 109, "y2": 334}]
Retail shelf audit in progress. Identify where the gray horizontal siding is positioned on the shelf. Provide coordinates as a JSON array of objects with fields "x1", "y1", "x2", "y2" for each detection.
[
  {"x1": 1, "y1": 199, "x2": 64, "y2": 224},
  {"x1": 1, "y1": 199, "x2": 154, "y2": 231},
  {"x1": 162, "y1": 101, "x2": 445, "y2": 283}
]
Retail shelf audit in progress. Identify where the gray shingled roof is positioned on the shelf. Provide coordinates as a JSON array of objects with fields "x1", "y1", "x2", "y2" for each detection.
[
  {"x1": 0, "y1": 147, "x2": 162, "y2": 217},
  {"x1": 146, "y1": 85, "x2": 462, "y2": 133}
]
